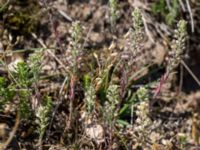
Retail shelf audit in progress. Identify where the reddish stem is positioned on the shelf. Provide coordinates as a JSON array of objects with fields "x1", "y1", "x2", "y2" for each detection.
[{"x1": 153, "y1": 72, "x2": 169, "y2": 98}]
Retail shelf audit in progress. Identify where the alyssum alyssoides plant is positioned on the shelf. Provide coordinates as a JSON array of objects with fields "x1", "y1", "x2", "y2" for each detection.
[
  {"x1": 102, "y1": 84, "x2": 120, "y2": 148},
  {"x1": 36, "y1": 96, "x2": 53, "y2": 150},
  {"x1": 123, "y1": 7, "x2": 144, "y2": 68},
  {"x1": 132, "y1": 87, "x2": 155, "y2": 148},
  {"x1": 154, "y1": 20, "x2": 187, "y2": 97},
  {"x1": 70, "y1": 21, "x2": 83, "y2": 73},
  {"x1": 120, "y1": 7, "x2": 146, "y2": 92},
  {"x1": 68, "y1": 21, "x2": 83, "y2": 128}
]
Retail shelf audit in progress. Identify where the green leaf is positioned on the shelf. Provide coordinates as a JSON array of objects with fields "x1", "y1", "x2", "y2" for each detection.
[{"x1": 117, "y1": 119, "x2": 131, "y2": 126}]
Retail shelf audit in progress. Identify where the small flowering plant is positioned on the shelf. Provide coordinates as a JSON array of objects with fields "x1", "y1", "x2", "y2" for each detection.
[{"x1": 154, "y1": 20, "x2": 187, "y2": 97}]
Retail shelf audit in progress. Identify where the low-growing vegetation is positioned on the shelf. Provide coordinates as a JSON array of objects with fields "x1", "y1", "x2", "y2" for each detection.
[{"x1": 0, "y1": 0, "x2": 200, "y2": 150}]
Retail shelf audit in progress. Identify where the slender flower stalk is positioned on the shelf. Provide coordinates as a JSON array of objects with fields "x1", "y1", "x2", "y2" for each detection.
[
  {"x1": 131, "y1": 8, "x2": 143, "y2": 58},
  {"x1": 71, "y1": 21, "x2": 83, "y2": 73}
]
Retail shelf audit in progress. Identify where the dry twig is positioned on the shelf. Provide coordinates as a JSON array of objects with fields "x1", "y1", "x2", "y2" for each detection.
[{"x1": 1, "y1": 112, "x2": 20, "y2": 150}]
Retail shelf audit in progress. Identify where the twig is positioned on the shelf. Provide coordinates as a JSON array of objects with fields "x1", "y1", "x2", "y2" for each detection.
[
  {"x1": 31, "y1": 33, "x2": 71, "y2": 75},
  {"x1": 1, "y1": 112, "x2": 20, "y2": 150},
  {"x1": 0, "y1": 47, "x2": 62, "y2": 56},
  {"x1": 0, "y1": 0, "x2": 10, "y2": 11},
  {"x1": 186, "y1": 0, "x2": 194, "y2": 32},
  {"x1": 0, "y1": 48, "x2": 42, "y2": 55},
  {"x1": 57, "y1": 9, "x2": 73, "y2": 22},
  {"x1": 165, "y1": 0, "x2": 171, "y2": 10},
  {"x1": 83, "y1": 25, "x2": 93, "y2": 48},
  {"x1": 181, "y1": 60, "x2": 200, "y2": 87},
  {"x1": 59, "y1": 76, "x2": 69, "y2": 95},
  {"x1": 178, "y1": 0, "x2": 186, "y2": 12},
  {"x1": 31, "y1": 33, "x2": 47, "y2": 49}
]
